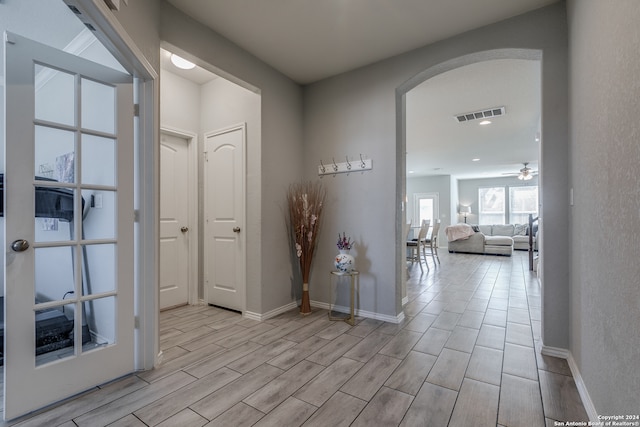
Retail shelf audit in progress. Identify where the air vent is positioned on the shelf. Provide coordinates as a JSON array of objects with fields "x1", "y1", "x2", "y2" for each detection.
[{"x1": 455, "y1": 106, "x2": 505, "y2": 123}]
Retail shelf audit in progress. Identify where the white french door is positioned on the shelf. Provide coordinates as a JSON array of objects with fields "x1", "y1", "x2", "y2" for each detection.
[
  {"x1": 3, "y1": 32, "x2": 134, "y2": 419},
  {"x1": 204, "y1": 124, "x2": 246, "y2": 312}
]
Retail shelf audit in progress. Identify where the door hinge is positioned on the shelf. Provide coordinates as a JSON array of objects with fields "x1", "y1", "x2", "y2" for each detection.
[
  {"x1": 5, "y1": 33, "x2": 16, "y2": 45},
  {"x1": 133, "y1": 103, "x2": 140, "y2": 117}
]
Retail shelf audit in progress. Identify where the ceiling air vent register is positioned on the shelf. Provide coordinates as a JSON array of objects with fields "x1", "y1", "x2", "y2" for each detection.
[{"x1": 455, "y1": 106, "x2": 505, "y2": 123}]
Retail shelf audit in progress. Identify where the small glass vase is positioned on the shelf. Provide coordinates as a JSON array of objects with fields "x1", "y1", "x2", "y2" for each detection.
[{"x1": 334, "y1": 250, "x2": 355, "y2": 273}]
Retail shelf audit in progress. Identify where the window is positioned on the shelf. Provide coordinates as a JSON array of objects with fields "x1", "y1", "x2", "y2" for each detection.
[
  {"x1": 510, "y1": 186, "x2": 539, "y2": 224},
  {"x1": 478, "y1": 187, "x2": 505, "y2": 224}
]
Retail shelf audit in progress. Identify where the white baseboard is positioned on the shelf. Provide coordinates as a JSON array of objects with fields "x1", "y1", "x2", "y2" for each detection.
[
  {"x1": 541, "y1": 344, "x2": 598, "y2": 422},
  {"x1": 311, "y1": 300, "x2": 405, "y2": 324},
  {"x1": 244, "y1": 301, "x2": 298, "y2": 322},
  {"x1": 243, "y1": 299, "x2": 405, "y2": 324}
]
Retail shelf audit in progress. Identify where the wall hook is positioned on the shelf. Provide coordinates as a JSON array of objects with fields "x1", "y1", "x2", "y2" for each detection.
[
  {"x1": 332, "y1": 157, "x2": 338, "y2": 172},
  {"x1": 346, "y1": 156, "x2": 352, "y2": 170},
  {"x1": 320, "y1": 159, "x2": 326, "y2": 174},
  {"x1": 360, "y1": 154, "x2": 366, "y2": 168}
]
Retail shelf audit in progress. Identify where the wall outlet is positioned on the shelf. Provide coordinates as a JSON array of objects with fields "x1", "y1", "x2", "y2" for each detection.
[{"x1": 94, "y1": 194, "x2": 103, "y2": 209}]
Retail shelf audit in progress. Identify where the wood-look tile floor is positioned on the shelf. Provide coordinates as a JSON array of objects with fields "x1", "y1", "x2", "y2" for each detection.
[{"x1": 3, "y1": 251, "x2": 589, "y2": 426}]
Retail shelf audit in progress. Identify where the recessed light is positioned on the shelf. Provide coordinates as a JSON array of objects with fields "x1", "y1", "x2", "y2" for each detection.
[
  {"x1": 472, "y1": 158, "x2": 480, "y2": 162},
  {"x1": 479, "y1": 120, "x2": 491, "y2": 126},
  {"x1": 170, "y1": 54, "x2": 196, "y2": 70}
]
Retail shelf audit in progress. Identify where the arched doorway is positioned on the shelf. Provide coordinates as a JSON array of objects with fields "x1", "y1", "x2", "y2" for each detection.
[{"x1": 395, "y1": 48, "x2": 543, "y2": 316}]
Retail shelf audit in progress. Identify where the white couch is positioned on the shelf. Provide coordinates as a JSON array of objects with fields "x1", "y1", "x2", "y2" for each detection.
[
  {"x1": 479, "y1": 224, "x2": 537, "y2": 251},
  {"x1": 446, "y1": 223, "x2": 537, "y2": 256}
]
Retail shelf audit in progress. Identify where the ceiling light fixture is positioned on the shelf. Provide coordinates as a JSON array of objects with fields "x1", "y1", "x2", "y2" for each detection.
[
  {"x1": 170, "y1": 54, "x2": 196, "y2": 70},
  {"x1": 472, "y1": 158, "x2": 480, "y2": 162},
  {"x1": 479, "y1": 120, "x2": 491, "y2": 125},
  {"x1": 518, "y1": 171, "x2": 533, "y2": 181}
]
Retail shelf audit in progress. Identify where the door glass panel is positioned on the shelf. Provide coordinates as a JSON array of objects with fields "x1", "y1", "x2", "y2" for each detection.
[
  {"x1": 34, "y1": 187, "x2": 76, "y2": 242},
  {"x1": 35, "y1": 65, "x2": 75, "y2": 126},
  {"x1": 35, "y1": 247, "x2": 76, "y2": 303},
  {"x1": 81, "y1": 244, "x2": 115, "y2": 295},
  {"x1": 81, "y1": 134, "x2": 115, "y2": 186},
  {"x1": 35, "y1": 126, "x2": 75, "y2": 182},
  {"x1": 81, "y1": 78, "x2": 115, "y2": 134},
  {"x1": 35, "y1": 303, "x2": 75, "y2": 367},
  {"x1": 81, "y1": 190, "x2": 115, "y2": 239},
  {"x1": 82, "y1": 297, "x2": 115, "y2": 350}
]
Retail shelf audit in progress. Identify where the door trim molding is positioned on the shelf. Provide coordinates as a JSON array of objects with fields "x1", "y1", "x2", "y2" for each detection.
[{"x1": 160, "y1": 126, "x2": 199, "y2": 306}]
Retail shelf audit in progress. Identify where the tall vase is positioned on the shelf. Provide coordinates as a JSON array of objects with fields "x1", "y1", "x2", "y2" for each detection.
[
  {"x1": 300, "y1": 282, "x2": 311, "y2": 315},
  {"x1": 334, "y1": 250, "x2": 355, "y2": 273}
]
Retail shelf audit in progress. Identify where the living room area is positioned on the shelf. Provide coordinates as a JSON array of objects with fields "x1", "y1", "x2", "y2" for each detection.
[{"x1": 404, "y1": 57, "x2": 541, "y2": 264}]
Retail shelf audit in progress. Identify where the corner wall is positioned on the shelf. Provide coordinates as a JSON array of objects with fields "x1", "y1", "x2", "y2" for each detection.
[
  {"x1": 304, "y1": 3, "x2": 570, "y2": 332},
  {"x1": 568, "y1": 0, "x2": 640, "y2": 414}
]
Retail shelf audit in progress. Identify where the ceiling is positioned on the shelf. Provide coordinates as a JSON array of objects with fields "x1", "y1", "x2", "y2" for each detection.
[
  {"x1": 406, "y1": 58, "x2": 541, "y2": 180},
  {"x1": 163, "y1": 0, "x2": 551, "y2": 180},
  {"x1": 167, "y1": 0, "x2": 556, "y2": 85}
]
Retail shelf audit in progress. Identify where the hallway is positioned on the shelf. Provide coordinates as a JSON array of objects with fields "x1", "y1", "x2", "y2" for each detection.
[{"x1": 3, "y1": 251, "x2": 588, "y2": 426}]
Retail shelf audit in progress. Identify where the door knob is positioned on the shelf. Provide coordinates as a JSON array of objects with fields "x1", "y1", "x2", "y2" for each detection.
[
  {"x1": 233, "y1": 227, "x2": 241, "y2": 233},
  {"x1": 11, "y1": 239, "x2": 30, "y2": 252},
  {"x1": 180, "y1": 227, "x2": 189, "y2": 233}
]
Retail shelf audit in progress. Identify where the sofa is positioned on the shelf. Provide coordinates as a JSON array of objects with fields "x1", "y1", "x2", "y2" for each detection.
[{"x1": 446, "y1": 223, "x2": 537, "y2": 256}]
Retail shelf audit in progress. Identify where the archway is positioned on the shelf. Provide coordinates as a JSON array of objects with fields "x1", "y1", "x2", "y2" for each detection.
[{"x1": 395, "y1": 48, "x2": 543, "y2": 316}]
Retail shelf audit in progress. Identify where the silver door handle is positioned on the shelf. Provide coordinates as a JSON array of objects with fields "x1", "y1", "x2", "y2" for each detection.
[
  {"x1": 181, "y1": 227, "x2": 189, "y2": 233},
  {"x1": 233, "y1": 227, "x2": 241, "y2": 233},
  {"x1": 11, "y1": 239, "x2": 30, "y2": 252}
]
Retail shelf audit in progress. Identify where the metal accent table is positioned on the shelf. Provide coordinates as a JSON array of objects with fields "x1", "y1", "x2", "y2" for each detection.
[{"x1": 328, "y1": 270, "x2": 359, "y2": 326}]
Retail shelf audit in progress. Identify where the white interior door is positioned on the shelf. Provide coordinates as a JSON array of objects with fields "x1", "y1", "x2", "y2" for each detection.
[
  {"x1": 205, "y1": 124, "x2": 245, "y2": 312},
  {"x1": 3, "y1": 32, "x2": 134, "y2": 419},
  {"x1": 160, "y1": 132, "x2": 189, "y2": 309}
]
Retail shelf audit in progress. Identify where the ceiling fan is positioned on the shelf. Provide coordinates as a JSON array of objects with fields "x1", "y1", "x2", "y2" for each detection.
[{"x1": 503, "y1": 162, "x2": 538, "y2": 180}]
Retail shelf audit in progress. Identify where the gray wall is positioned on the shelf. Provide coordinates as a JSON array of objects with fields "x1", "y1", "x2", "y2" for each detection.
[
  {"x1": 568, "y1": 0, "x2": 640, "y2": 414},
  {"x1": 304, "y1": 3, "x2": 570, "y2": 331},
  {"x1": 457, "y1": 175, "x2": 540, "y2": 225}
]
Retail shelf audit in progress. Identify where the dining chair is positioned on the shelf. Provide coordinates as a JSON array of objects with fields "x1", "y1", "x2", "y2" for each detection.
[
  {"x1": 407, "y1": 219, "x2": 430, "y2": 272},
  {"x1": 423, "y1": 219, "x2": 441, "y2": 265}
]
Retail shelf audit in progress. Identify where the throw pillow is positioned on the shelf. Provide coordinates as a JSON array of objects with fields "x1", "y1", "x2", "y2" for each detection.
[{"x1": 514, "y1": 224, "x2": 528, "y2": 236}]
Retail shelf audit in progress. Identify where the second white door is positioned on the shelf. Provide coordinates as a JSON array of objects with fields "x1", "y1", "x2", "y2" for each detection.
[
  {"x1": 205, "y1": 124, "x2": 246, "y2": 312},
  {"x1": 159, "y1": 132, "x2": 190, "y2": 309}
]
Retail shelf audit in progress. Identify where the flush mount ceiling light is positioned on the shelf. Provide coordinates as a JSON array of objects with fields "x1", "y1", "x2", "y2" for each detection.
[
  {"x1": 479, "y1": 120, "x2": 491, "y2": 125},
  {"x1": 170, "y1": 54, "x2": 196, "y2": 70},
  {"x1": 455, "y1": 106, "x2": 505, "y2": 123},
  {"x1": 472, "y1": 158, "x2": 480, "y2": 162}
]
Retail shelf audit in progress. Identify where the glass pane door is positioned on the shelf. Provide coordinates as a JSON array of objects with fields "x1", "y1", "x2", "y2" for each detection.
[{"x1": 4, "y1": 31, "x2": 134, "y2": 420}]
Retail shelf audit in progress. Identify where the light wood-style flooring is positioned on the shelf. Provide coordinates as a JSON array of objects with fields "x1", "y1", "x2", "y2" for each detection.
[{"x1": 2, "y1": 250, "x2": 588, "y2": 426}]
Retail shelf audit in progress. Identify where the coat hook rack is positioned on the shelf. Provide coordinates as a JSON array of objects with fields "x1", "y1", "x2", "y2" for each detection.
[{"x1": 318, "y1": 154, "x2": 373, "y2": 176}]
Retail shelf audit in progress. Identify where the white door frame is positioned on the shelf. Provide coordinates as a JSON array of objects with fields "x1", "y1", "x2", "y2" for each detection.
[
  {"x1": 160, "y1": 127, "x2": 199, "y2": 306},
  {"x1": 64, "y1": 0, "x2": 159, "y2": 370}
]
